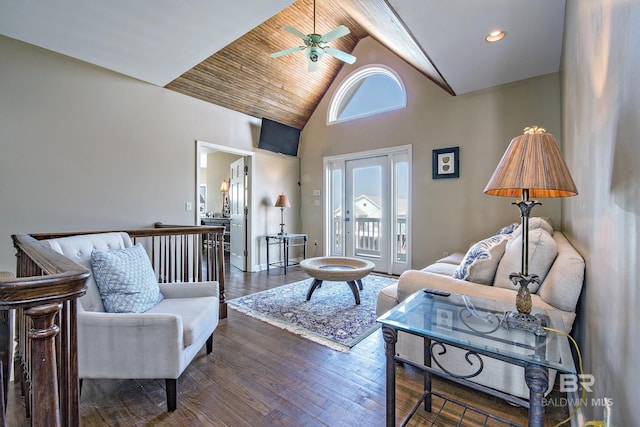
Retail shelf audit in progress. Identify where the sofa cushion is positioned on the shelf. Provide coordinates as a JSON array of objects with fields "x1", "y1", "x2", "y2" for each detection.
[
  {"x1": 424, "y1": 262, "x2": 459, "y2": 276},
  {"x1": 91, "y1": 243, "x2": 164, "y2": 313},
  {"x1": 539, "y1": 233, "x2": 585, "y2": 312},
  {"x1": 435, "y1": 252, "x2": 465, "y2": 265},
  {"x1": 146, "y1": 296, "x2": 218, "y2": 347},
  {"x1": 509, "y1": 217, "x2": 554, "y2": 247},
  {"x1": 494, "y1": 228, "x2": 557, "y2": 292},
  {"x1": 452, "y1": 234, "x2": 509, "y2": 285}
]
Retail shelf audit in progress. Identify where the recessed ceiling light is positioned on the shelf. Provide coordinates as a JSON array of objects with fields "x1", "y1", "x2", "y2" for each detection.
[{"x1": 485, "y1": 30, "x2": 506, "y2": 43}]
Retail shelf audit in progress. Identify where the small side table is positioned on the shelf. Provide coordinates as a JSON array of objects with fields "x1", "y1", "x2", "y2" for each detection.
[
  {"x1": 377, "y1": 291, "x2": 577, "y2": 427},
  {"x1": 266, "y1": 234, "x2": 307, "y2": 274}
]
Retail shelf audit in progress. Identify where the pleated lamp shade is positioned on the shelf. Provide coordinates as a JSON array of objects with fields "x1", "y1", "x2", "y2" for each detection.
[
  {"x1": 275, "y1": 193, "x2": 291, "y2": 208},
  {"x1": 484, "y1": 127, "x2": 578, "y2": 198}
]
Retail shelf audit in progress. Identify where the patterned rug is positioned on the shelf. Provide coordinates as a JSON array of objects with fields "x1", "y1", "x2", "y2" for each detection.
[{"x1": 227, "y1": 274, "x2": 398, "y2": 352}]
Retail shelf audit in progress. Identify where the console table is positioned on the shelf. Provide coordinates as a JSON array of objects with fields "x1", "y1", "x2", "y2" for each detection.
[
  {"x1": 266, "y1": 233, "x2": 307, "y2": 274},
  {"x1": 201, "y1": 217, "x2": 230, "y2": 252},
  {"x1": 377, "y1": 290, "x2": 576, "y2": 427}
]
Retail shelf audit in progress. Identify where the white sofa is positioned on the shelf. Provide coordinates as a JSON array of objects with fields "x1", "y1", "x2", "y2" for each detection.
[
  {"x1": 376, "y1": 218, "x2": 585, "y2": 399},
  {"x1": 44, "y1": 232, "x2": 220, "y2": 411}
]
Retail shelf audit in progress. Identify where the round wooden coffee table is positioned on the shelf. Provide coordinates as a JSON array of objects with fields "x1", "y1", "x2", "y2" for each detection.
[{"x1": 299, "y1": 257, "x2": 375, "y2": 304}]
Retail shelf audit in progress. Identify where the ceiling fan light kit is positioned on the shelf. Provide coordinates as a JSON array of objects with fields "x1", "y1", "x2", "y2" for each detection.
[
  {"x1": 271, "y1": 0, "x2": 356, "y2": 72},
  {"x1": 307, "y1": 45, "x2": 323, "y2": 62}
]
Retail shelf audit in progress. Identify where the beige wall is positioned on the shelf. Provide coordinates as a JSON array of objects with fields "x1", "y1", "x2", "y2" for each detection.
[
  {"x1": 562, "y1": 1, "x2": 640, "y2": 425},
  {"x1": 300, "y1": 37, "x2": 563, "y2": 269},
  {"x1": 0, "y1": 36, "x2": 300, "y2": 273},
  {"x1": 251, "y1": 149, "x2": 302, "y2": 269}
]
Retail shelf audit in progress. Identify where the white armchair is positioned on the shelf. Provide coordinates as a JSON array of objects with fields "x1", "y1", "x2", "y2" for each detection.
[{"x1": 45, "y1": 232, "x2": 220, "y2": 412}]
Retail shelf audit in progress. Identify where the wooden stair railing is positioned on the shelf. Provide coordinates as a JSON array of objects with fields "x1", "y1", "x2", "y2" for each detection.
[
  {"x1": 2, "y1": 236, "x2": 90, "y2": 427},
  {"x1": 2, "y1": 225, "x2": 226, "y2": 426},
  {"x1": 1, "y1": 360, "x2": 4, "y2": 427}
]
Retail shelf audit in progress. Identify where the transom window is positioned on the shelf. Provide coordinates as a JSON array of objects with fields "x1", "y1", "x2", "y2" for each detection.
[{"x1": 328, "y1": 65, "x2": 406, "y2": 124}]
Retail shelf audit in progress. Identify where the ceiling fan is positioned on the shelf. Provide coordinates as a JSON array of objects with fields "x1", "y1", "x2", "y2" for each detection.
[{"x1": 271, "y1": 0, "x2": 356, "y2": 72}]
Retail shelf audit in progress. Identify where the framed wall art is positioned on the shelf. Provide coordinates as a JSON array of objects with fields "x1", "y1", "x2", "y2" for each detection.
[{"x1": 432, "y1": 147, "x2": 459, "y2": 179}]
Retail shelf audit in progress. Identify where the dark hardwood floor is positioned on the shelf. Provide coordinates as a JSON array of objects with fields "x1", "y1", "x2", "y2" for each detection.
[{"x1": 6, "y1": 263, "x2": 570, "y2": 426}]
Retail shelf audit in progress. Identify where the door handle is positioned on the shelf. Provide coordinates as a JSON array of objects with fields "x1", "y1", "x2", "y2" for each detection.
[{"x1": 345, "y1": 218, "x2": 350, "y2": 222}]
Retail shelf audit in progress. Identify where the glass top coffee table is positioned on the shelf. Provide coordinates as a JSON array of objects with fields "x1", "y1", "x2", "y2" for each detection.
[{"x1": 377, "y1": 290, "x2": 577, "y2": 427}]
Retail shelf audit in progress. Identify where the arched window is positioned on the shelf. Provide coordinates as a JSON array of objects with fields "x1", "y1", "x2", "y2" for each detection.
[{"x1": 328, "y1": 65, "x2": 406, "y2": 124}]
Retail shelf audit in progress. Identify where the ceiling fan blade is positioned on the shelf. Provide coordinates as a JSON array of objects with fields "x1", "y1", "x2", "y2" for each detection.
[
  {"x1": 282, "y1": 25, "x2": 309, "y2": 41},
  {"x1": 320, "y1": 25, "x2": 350, "y2": 43},
  {"x1": 308, "y1": 58, "x2": 319, "y2": 72},
  {"x1": 271, "y1": 46, "x2": 305, "y2": 58},
  {"x1": 324, "y1": 47, "x2": 356, "y2": 64}
]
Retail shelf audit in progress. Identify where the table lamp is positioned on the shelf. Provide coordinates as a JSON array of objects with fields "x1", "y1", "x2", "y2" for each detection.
[
  {"x1": 484, "y1": 126, "x2": 577, "y2": 330},
  {"x1": 275, "y1": 193, "x2": 291, "y2": 235},
  {"x1": 220, "y1": 180, "x2": 230, "y2": 217}
]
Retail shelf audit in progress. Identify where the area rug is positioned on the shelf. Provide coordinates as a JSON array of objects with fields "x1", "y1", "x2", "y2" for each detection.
[{"x1": 227, "y1": 274, "x2": 398, "y2": 352}]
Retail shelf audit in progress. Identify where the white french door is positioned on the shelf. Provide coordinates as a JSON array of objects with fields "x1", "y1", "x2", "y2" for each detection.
[
  {"x1": 344, "y1": 156, "x2": 389, "y2": 271},
  {"x1": 326, "y1": 146, "x2": 411, "y2": 275}
]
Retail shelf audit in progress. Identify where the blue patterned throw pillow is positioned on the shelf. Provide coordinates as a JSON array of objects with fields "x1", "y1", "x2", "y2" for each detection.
[
  {"x1": 453, "y1": 234, "x2": 510, "y2": 285},
  {"x1": 91, "y1": 243, "x2": 163, "y2": 313},
  {"x1": 496, "y1": 222, "x2": 519, "y2": 235}
]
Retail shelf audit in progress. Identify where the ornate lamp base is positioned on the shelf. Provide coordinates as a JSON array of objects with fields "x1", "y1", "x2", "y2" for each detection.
[
  {"x1": 503, "y1": 272, "x2": 547, "y2": 335},
  {"x1": 516, "y1": 284, "x2": 533, "y2": 314},
  {"x1": 509, "y1": 272, "x2": 540, "y2": 315},
  {"x1": 278, "y1": 208, "x2": 286, "y2": 235}
]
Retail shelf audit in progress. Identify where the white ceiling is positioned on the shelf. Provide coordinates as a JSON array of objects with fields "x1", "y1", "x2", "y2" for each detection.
[
  {"x1": 388, "y1": 0, "x2": 566, "y2": 94},
  {"x1": 0, "y1": 0, "x2": 565, "y2": 94},
  {"x1": 0, "y1": 0, "x2": 294, "y2": 86}
]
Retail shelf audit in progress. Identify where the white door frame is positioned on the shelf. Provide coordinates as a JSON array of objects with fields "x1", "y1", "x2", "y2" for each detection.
[
  {"x1": 196, "y1": 140, "x2": 255, "y2": 271},
  {"x1": 324, "y1": 144, "x2": 412, "y2": 275}
]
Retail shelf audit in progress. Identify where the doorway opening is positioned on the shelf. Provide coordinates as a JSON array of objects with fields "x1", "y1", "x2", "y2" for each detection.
[{"x1": 196, "y1": 140, "x2": 254, "y2": 272}]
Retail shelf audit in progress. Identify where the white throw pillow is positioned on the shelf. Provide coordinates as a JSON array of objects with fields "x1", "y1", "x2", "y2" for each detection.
[
  {"x1": 539, "y1": 233, "x2": 586, "y2": 312},
  {"x1": 453, "y1": 234, "x2": 509, "y2": 285},
  {"x1": 494, "y1": 228, "x2": 558, "y2": 292},
  {"x1": 496, "y1": 222, "x2": 519, "y2": 235}
]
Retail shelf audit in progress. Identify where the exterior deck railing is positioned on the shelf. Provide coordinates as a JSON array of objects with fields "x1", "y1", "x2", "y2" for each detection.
[{"x1": 332, "y1": 217, "x2": 407, "y2": 260}]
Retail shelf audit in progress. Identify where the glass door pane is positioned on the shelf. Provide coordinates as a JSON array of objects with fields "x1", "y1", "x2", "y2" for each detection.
[
  {"x1": 345, "y1": 156, "x2": 389, "y2": 272},
  {"x1": 329, "y1": 166, "x2": 343, "y2": 256},
  {"x1": 394, "y1": 156, "x2": 409, "y2": 265}
]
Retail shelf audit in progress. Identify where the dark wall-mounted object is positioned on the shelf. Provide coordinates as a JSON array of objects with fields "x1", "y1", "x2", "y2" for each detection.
[
  {"x1": 258, "y1": 118, "x2": 301, "y2": 157},
  {"x1": 432, "y1": 146, "x2": 460, "y2": 179}
]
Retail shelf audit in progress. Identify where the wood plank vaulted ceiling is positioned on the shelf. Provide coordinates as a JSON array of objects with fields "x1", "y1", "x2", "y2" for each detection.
[{"x1": 166, "y1": 0, "x2": 451, "y2": 130}]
